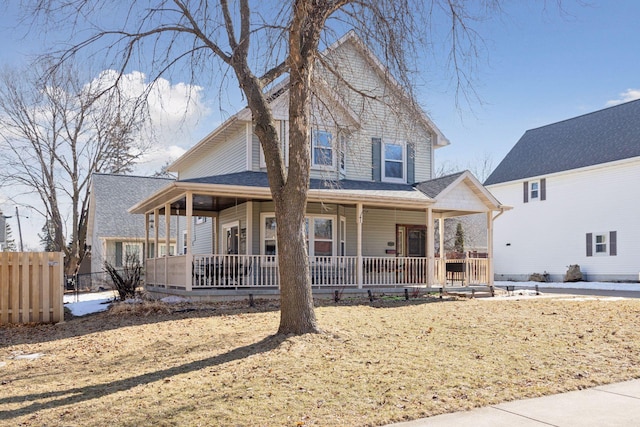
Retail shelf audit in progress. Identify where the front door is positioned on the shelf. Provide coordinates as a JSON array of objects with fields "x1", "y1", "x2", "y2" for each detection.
[
  {"x1": 223, "y1": 223, "x2": 239, "y2": 254},
  {"x1": 396, "y1": 225, "x2": 426, "y2": 257}
]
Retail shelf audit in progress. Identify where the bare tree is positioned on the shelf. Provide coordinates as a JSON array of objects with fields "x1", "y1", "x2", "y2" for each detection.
[
  {"x1": 28, "y1": 0, "x2": 501, "y2": 334},
  {"x1": 0, "y1": 63, "x2": 147, "y2": 274}
]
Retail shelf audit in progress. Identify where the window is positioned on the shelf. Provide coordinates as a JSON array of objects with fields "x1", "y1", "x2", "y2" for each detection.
[
  {"x1": 530, "y1": 181, "x2": 539, "y2": 199},
  {"x1": 595, "y1": 234, "x2": 607, "y2": 254},
  {"x1": 339, "y1": 134, "x2": 347, "y2": 174},
  {"x1": 159, "y1": 244, "x2": 176, "y2": 257},
  {"x1": 524, "y1": 179, "x2": 546, "y2": 203},
  {"x1": 383, "y1": 141, "x2": 405, "y2": 182},
  {"x1": 263, "y1": 215, "x2": 277, "y2": 255},
  {"x1": 310, "y1": 217, "x2": 333, "y2": 257},
  {"x1": 586, "y1": 231, "x2": 617, "y2": 257},
  {"x1": 262, "y1": 213, "x2": 335, "y2": 257},
  {"x1": 312, "y1": 130, "x2": 333, "y2": 168},
  {"x1": 340, "y1": 217, "x2": 346, "y2": 256},
  {"x1": 183, "y1": 230, "x2": 188, "y2": 254}
]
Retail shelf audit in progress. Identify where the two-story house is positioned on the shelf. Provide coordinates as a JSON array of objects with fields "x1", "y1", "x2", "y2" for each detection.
[
  {"x1": 130, "y1": 31, "x2": 506, "y2": 297},
  {"x1": 485, "y1": 99, "x2": 640, "y2": 282}
]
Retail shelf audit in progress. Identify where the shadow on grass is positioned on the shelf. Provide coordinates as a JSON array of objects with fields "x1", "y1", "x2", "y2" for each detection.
[
  {"x1": 0, "y1": 334, "x2": 287, "y2": 421},
  {"x1": 0, "y1": 298, "x2": 282, "y2": 348},
  {"x1": 2, "y1": 294, "x2": 463, "y2": 348}
]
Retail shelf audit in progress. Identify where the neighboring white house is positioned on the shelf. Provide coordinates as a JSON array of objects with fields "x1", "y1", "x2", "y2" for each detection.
[
  {"x1": 85, "y1": 174, "x2": 180, "y2": 289},
  {"x1": 129, "y1": 31, "x2": 506, "y2": 296},
  {"x1": 485, "y1": 99, "x2": 640, "y2": 282}
]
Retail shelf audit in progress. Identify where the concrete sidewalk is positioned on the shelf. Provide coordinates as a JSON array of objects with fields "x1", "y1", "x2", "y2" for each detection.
[{"x1": 389, "y1": 379, "x2": 640, "y2": 426}]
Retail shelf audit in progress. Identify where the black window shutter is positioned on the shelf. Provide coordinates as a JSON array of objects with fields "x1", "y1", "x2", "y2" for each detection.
[
  {"x1": 372, "y1": 138, "x2": 381, "y2": 182},
  {"x1": 586, "y1": 233, "x2": 593, "y2": 257},
  {"x1": 523, "y1": 181, "x2": 529, "y2": 203},
  {"x1": 609, "y1": 231, "x2": 617, "y2": 256},
  {"x1": 407, "y1": 143, "x2": 415, "y2": 184},
  {"x1": 540, "y1": 178, "x2": 546, "y2": 201},
  {"x1": 115, "y1": 241, "x2": 123, "y2": 267}
]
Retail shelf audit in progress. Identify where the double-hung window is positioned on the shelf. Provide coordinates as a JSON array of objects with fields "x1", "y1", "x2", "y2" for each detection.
[
  {"x1": 262, "y1": 214, "x2": 335, "y2": 258},
  {"x1": 530, "y1": 181, "x2": 539, "y2": 199},
  {"x1": 383, "y1": 141, "x2": 405, "y2": 182},
  {"x1": 595, "y1": 234, "x2": 607, "y2": 254},
  {"x1": 312, "y1": 130, "x2": 333, "y2": 168}
]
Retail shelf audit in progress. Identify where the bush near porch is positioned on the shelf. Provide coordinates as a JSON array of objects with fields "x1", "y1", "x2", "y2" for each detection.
[{"x1": 2, "y1": 295, "x2": 640, "y2": 426}]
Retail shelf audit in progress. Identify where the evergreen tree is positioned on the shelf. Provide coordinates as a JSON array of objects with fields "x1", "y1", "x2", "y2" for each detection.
[
  {"x1": 39, "y1": 221, "x2": 57, "y2": 252},
  {"x1": 454, "y1": 222, "x2": 465, "y2": 254},
  {"x1": 3, "y1": 222, "x2": 17, "y2": 252}
]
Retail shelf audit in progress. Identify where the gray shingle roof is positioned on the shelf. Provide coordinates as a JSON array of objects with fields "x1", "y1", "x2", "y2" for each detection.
[
  {"x1": 181, "y1": 171, "x2": 416, "y2": 192},
  {"x1": 484, "y1": 99, "x2": 640, "y2": 185},
  {"x1": 413, "y1": 171, "x2": 465, "y2": 198},
  {"x1": 92, "y1": 174, "x2": 175, "y2": 238}
]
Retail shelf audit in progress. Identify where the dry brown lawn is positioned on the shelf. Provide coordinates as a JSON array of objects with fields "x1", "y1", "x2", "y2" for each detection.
[{"x1": 2, "y1": 293, "x2": 640, "y2": 426}]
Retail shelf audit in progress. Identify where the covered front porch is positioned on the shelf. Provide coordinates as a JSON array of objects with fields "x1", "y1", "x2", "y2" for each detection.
[{"x1": 130, "y1": 171, "x2": 507, "y2": 296}]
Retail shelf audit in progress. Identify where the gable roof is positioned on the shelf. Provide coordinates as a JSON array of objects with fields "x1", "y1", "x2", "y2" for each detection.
[
  {"x1": 88, "y1": 174, "x2": 176, "y2": 241},
  {"x1": 414, "y1": 171, "x2": 465, "y2": 198},
  {"x1": 169, "y1": 31, "x2": 449, "y2": 172},
  {"x1": 485, "y1": 99, "x2": 640, "y2": 185}
]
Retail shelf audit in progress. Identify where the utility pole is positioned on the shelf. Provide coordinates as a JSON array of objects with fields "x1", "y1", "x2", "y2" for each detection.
[{"x1": 15, "y1": 206, "x2": 24, "y2": 252}]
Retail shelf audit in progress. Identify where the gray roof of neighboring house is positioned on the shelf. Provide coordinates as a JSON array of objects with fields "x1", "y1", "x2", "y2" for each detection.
[
  {"x1": 414, "y1": 172, "x2": 465, "y2": 198},
  {"x1": 92, "y1": 174, "x2": 175, "y2": 239},
  {"x1": 484, "y1": 99, "x2": 640, "y2": 185}
]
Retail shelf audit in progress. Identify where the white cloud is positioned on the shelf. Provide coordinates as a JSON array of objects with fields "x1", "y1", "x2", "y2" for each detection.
[
  {"x1": 605, "y1": 88, "x2": 640, "y2": 106},
  {"x1": 90, "y1": 70, "x2": 212, "y2": 175}
]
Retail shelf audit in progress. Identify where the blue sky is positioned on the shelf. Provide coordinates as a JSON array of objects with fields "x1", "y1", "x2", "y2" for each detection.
[{"x1": 1, "y1": 0, "x2": 639, "y2": 247}]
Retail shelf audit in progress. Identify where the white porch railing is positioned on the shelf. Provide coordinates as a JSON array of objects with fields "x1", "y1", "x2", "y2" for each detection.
[{"x1": 145, "y1": 254, "x2": 488, "y2": 289}]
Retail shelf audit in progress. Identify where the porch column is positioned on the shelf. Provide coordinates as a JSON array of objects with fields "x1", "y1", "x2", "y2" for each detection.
[
  {"x1": 153, "y1": 209, "x2": 159, "y2": 287},
  {"x1": 212, "y1": 213, "x2": 219, "y2": 254},
  {"x1": 487, "y1": 211, "x2": 494, "y2": 287},
  {"x1": 185, "y1": 192, "x2": 193, "y2": 291},
  {"x1": 153, "y1": 209, "x2": 160, "y2": 257},
  {"x1": 438, "y1": 217, "x2": 445, "y2": 284},
  {"x1": 426, "y1": 207, "x2": 435, "y2": 288},
  {"x1": 164, "y1": 203, "x2": 171, "y2": 288},
  {"x1": 145, "y1": 213, "x2": 150, "y2": 259},
  {"x1": 356, "y1": 202, "x2": 363, "y2": 288}
]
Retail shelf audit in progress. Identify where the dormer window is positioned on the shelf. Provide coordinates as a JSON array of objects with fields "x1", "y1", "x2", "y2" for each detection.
[{"x1": 312, "y1": 130, "x2": 334, "y2": 168}]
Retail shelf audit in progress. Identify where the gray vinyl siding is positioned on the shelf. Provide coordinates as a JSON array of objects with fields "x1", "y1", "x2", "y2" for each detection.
[
  {"x1": 361, "y1": 208, "x2": 426, "y2": 257},
  {"x1": 191, "y1": 217, "x2": 214, "y2": 254},
  {"x1": 180, "y1": 125, "x2": 248, "y2": 180},
  {"x1": 251, "y1": 133, "x2": 262, "y2": 171}
]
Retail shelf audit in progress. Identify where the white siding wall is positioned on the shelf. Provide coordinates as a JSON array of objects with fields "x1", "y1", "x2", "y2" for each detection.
[{"x1": 489, "y1": 159, "x2": 640, "y2": 281}]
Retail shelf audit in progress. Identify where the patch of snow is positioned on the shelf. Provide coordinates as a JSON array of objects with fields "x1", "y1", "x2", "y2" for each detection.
[
  {"x1": 496, "y1": 281, "x2": 640, "y2": 292},
  {"x1": 64, "y1": 291, "x2": 116, "y2": 316}
]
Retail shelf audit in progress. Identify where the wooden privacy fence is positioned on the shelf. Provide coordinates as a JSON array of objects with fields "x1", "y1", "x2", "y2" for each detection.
[{"x1": 0, "y1": 252, "x2": 64, "y2": 325}]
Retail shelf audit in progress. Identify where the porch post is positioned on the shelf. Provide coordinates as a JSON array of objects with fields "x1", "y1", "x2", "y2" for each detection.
[
  {"x1": 185, "y1": 192, "x2": 193, "y2": 291},
  {"x1": 438, "y1": 217, "x2": 444, "y2": 285},
  {"x1": 153, "y1": 209, "x2": 160, "y2": 257},
  {"x1": 426, "y1": 208, "x2": 434, "y2": 288},
  {"x1": 356, "y1": 202, "x2": 363, "y2": 289},
  {"x1": 145, "y1": 213, "x2": 150, "y2": 259},
  {"x1": 164, "y1": 203, "x2": 171, "y2": 288},
  {"x1": 487, "y1": 211, "x2": 494, "y2": 287},
  {"x1": 154, "y1": 209, "x2": 159, "y2": 287}
]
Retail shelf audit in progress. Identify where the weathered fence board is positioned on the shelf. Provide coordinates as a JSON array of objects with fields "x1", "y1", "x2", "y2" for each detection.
[{"x1": 0, "y1": 252, "x2": 64, "y2": 325}]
